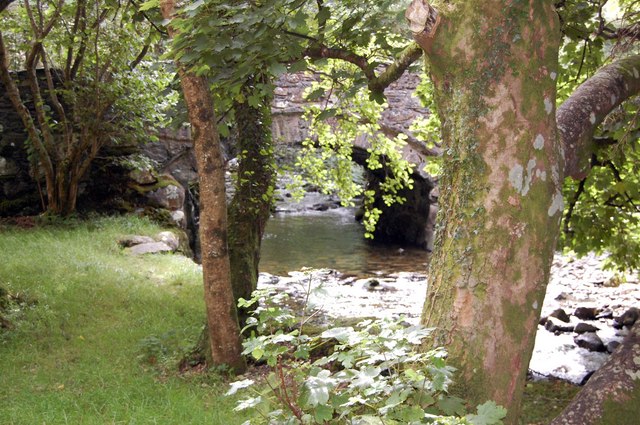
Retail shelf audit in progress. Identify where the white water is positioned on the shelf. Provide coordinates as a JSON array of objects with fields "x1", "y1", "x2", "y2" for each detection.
[{"x1": 258, "y1": 252, "x2": 639, "y2": 384}]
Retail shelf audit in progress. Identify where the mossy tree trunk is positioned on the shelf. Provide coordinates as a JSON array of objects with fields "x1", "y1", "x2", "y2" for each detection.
[
  {"x1": 161, "y1": 0, "x2": 245, "y2": 373},
  {"x1": 550, "y1": 321, "x2": 640, "y2": 425},
  {"x1": 228, "y1": 76, "x2": 276, "y2": 328},
  {"x1": 407, "y1": 0, "x2": 562, "y2": 422}
]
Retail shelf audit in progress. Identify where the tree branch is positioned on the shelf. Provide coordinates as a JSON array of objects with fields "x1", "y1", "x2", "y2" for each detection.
[
  {"x1": 557, "y1": 54, "x2": 640, "y2": 179},
  {"x1": 304, "y1": 44, "x2": 375, "y2": 80},
  {"x1": 368, "y1": 43, "x2": 423, "y2": 96}
]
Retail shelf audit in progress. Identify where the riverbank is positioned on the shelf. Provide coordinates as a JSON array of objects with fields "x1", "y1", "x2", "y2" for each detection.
[{"x1": 257, "y1": 252, "x2": 639, "y2": 385}]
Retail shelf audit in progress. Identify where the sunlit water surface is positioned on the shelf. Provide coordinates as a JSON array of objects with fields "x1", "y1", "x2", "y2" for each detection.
[{"x1": 259, "y1": 209, "x2": 430, "y2": 277}]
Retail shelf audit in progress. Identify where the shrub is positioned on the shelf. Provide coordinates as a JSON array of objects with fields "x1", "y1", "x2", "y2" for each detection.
[{"x1": 227, "y1": 290, "x2": 506, "y2": 424}]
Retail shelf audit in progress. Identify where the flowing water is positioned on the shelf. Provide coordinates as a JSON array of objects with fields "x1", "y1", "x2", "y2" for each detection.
[{"x1": 259, "y1": 209, "x2": 430, "y2": 277}]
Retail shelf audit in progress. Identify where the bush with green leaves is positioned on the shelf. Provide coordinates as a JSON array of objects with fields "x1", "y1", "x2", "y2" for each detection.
[{"x1": 227, "y1": 290, "x2": 506, "y2": 425}]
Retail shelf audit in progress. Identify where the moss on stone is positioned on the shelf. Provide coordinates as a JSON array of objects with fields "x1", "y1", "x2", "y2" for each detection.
[{"x1": 128, "y1": 173, "x2": 180, "y2": 195}]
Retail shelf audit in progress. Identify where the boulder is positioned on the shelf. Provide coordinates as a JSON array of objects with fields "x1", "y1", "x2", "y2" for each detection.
[
  {"x1": 129, "y1": 168, "x2": 157, "y2": 185},
  {"x1": 545, "y1": 317, "x2": 575, "y2": 333},
  {"x1": 613, "y1": 307, "x2": 639, "y2": 329},
  {"x1": 156, "y1": 231, "x2": 180, "y2": 250},
  {"x1": 145, "y1": 179, "x2": 185, "y2": 210},
  {"x1": 573, "y1": 306, "x2": 599, "y2": 321},
  {"x1": 126, "y1": 242, "x2": 174, "y2": 255},
  {"x1": 118, "y1": 235, "x2": 155, "y2": 247},
  {"x1": 549, "y1": 308, "x2": 571, "y2": 323},
  {"x1": 574, "y1": 332, "x2": 606, "y2": 352},
  {"x1": 574, "y1": 322, "x2": 600, "y2": 334},
  {"x1": 606, "y1": 340, "x2": 621, "y2": 353},
  {"x1": 0, "y1": 156, "x2": 18, "y2": 177},
  {"x1": 595, "y1": 308, "x2": 613, "y2": 319}
]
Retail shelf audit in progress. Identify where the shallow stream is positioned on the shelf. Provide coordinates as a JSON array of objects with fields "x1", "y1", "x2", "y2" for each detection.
[
  {"x1": 260, "y1": 209, "x2": 429, "y2": 277},
  {"x1": 257, "y1": 209, "x2": 640, "y2": 385}
]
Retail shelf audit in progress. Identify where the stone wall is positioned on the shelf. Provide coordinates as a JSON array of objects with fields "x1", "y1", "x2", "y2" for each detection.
[{"x1": 0, "y1": 70, "x2": 54, "y2": 214}]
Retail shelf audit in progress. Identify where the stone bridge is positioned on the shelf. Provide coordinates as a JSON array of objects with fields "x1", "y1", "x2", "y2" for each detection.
[{"x1": 271, "y1": 72, "x2": 439, "y2": 250}]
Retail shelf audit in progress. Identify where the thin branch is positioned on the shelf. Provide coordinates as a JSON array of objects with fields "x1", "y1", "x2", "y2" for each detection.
[
  {"x1": 368, "y1": 43, "x2": 423, "y2": 95},
  {"x1": 129, "y1": 0, "x2": 169, "y2": 36},
  {"x1": 129, "y1": 43, "x2": 150, "y2": 70},
  {"x1": 563, "y1": 176, "x2": 587, "y2": 235},
  {"x1": 304, "y1": 44, "x2": 375, "y2": 80}
]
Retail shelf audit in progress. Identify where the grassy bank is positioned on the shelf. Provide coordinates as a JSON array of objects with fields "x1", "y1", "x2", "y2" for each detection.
[{"x1": 0, "y1": 216, "x2": 244, "y2": 424}]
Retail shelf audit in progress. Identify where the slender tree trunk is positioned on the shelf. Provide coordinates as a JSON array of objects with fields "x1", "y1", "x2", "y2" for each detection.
[
  {"x1": 160, "y1": 0, "x2": 245, "y2": 373},
  {"x1": 228, "y1": 76, "x2": 276, "y2": 327},
  {"x1": 407, "y1": 1, "x2": 562, "y2": 422}
]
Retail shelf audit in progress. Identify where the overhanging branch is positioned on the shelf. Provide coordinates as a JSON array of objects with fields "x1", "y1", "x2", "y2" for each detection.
[{"x1": 557, "y1": 54, "x2": 640, "y2": 178}]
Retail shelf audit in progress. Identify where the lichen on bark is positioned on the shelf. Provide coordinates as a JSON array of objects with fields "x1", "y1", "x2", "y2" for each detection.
[{"x1": 413, "y1": 1, "x2": 563, "y2": 422}]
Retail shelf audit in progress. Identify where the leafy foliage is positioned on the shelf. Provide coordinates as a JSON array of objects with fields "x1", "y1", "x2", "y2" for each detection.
[
  {"x1": 1, "y1": 0, "x2": 174, "y2": 214},
  {"x1": 294, "y1": 65, "x2": 417, "y2": 237},
  {"x1": 555, "y1": 0, "x2": 640, "y2": 270},
  {"x1": 228, "y1": 289, "x2": 506, "y2": 424}
]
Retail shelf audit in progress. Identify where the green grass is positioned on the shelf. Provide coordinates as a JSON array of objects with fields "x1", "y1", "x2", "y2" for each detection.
[{"x1": 0, "y1": 216, "x2": 246, "y2": 425}]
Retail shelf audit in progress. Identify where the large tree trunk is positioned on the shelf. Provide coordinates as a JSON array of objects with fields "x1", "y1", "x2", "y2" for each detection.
[
  {"x1": 228, "y1": 76, "x2": 276, "y2": 328},
  {"x1": 160, "y1": 0, "x2": 245, "y2": 373},
  {"x1": 550, "y1": 321, "x2": 640, "y2": 425},
  {"x1": 407, "y1": 1, "x2": 562, "y2": 422}
]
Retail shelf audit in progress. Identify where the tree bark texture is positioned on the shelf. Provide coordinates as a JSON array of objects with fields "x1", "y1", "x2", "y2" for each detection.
[
  {"x1": 161, "y1": 0, "x2": 245, "y2": 373},
  {"x1": 409, "y1": 1, "x2": 562, "y2": 422},
  {"x1": 558, "y1": 54, "x2": 640, "y2": 179},
  {"x1": 550, "y1": 322, "x2": 640, "y2": 425},
  {"x1": 228, "y1": 77, "x2": 275, "y2": 328}
]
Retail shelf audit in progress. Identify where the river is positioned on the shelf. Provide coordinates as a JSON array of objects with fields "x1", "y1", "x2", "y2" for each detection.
[{"x1": 260, "y1": 208, "x2": 430, "y2": 277}]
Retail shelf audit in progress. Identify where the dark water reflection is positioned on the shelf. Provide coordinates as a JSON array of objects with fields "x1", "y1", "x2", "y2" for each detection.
[{"x1": 259, "y1": 209, "x2": 430, "y2": 277}]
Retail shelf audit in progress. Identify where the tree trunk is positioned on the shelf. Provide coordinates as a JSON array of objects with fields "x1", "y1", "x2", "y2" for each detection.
[
  {"x1": 228, "y1": 77, "x2": 276, "y2": 328},
  {"x1": 407, "y1": 1, "x2": 562, "y2": 422},
  {"x1": 160, "y1": 0, "x2": 245, "y2": 373},
  {"x1": 550, "y1": 322, "x2": 640, "y2": 425}
]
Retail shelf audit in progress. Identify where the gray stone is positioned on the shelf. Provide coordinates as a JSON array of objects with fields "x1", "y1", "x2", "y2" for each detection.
[
  {"x1": 573, "y1": 306, "x2": 599, "y2": 321},
  {"x1": 171, "y1": 210, "x2": 186, "y2": 228},
  {"x1": 156, "y1": 231, "x2": 180, "y2": 250},
  {"x1": 574, "y1": 322, "x2": 600, "y2": 334},
  {"x1": 126, "y1": 242, "x2": 173, "y2": 255},
  {"x1": 613, "y1": 307, "x2": 639, "y2": 329},
  {"x1": 0, "y1": 156, "x2": 18, "y2": 177},
  {"x1": 574, "y1": 332, "x2": 606, "y2": 352},
  {"x1": 549, "y1": 308, "x2": 571, "y2": 323},
  {"x1": 146, "y1": 181, "x2": 185, "y2": 210},
  {"x1": 118, "y1": 235, "x2": 155, "y2": 247},
  {"x1": 545, "y1": 317, "x2": 574, "y2": 333},
  {"x1": 129, "y1": 168, "x2": 157, "y2": 185},
  {"x1": 596, "y1": 308, "x2": 613, "y2": 319}
]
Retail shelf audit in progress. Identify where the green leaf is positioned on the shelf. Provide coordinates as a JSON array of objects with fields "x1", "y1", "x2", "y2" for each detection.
[
  {"x1": 437, "y1": 396, "x2": 467, "y2": 416},
  {"x1": 320, "y1": 326, "x2": 354, "y2": 343},
  {"x1": 316, "y1": 108, "x2": 337, "y2": 121},
  {"x1": 313, "y1": 404, "x2": 334, "y2": 422},
  {"x1": 226, "y1": 379, "x2": 255, "y2": 396},
  {"x1": 269, "y1": 63, "x2": 287, "y2": 76},
  {"x1": 466, "y1": 401, "x2": 507, "y2": 425},
  {"x1": 304, "y1": 370, "x2": 335, "y2": 406}
]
